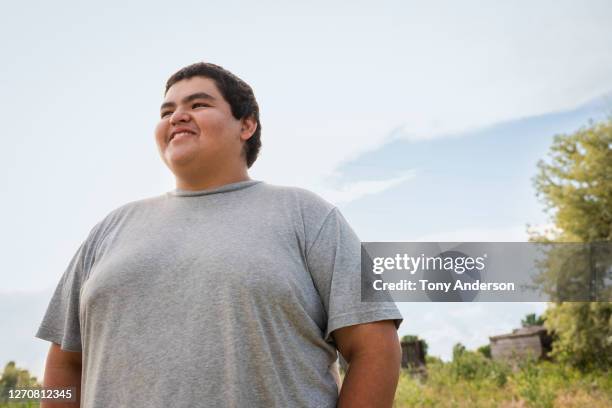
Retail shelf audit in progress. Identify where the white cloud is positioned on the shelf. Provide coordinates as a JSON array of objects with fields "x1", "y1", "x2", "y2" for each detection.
[
  {"x1": 251, "y1": 12, "x2": 612, "y2": 202},
  {"x1": 411, "y1": 225, "x2": 530, "y2": 242},
  {"x1": 318, "y1": 171, "x2": 416, "y2": 205},
  {"x1": 251, "y1": 117, "x2": 401, "y2": 190}
]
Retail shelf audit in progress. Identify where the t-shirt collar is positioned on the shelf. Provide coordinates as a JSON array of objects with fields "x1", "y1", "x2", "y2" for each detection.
[{"x1": 168, "y1": 180, "x2": 262, "y2": 197}]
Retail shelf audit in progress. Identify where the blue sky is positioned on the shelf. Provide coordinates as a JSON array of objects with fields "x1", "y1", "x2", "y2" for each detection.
[{"x1": 1, "y1": 0, "x2": 611, "y2": 378}]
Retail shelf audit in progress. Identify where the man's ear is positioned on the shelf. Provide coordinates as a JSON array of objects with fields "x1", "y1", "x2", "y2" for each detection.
[{"x1": 240, "y1": 116, "x2": 258, "y2": 141}]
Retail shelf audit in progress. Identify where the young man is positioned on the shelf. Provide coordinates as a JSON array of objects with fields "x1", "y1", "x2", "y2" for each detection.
[{"x1": 36, "y1": 62, "x2": 403, "y2": 407}]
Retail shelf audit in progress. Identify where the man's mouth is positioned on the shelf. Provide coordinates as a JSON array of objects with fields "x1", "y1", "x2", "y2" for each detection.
[{"x1": 168, "y1": 129, "x2": 197, "y2": 143}]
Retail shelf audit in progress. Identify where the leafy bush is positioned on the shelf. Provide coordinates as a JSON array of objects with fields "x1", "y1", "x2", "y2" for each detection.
[
  {"x1": 450, "y1": 343, "x2": 509, "y2": 386},
  {"x1": 545, "y1": 302, "x2": 612, "y2": 371},
  {"x1": 476, "y1": 344, "x2": 491, "y2": 359}
]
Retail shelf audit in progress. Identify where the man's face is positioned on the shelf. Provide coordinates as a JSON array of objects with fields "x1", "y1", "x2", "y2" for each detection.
[{"x1": 155, "y1": 76, "x2": 245, "y2": 174}]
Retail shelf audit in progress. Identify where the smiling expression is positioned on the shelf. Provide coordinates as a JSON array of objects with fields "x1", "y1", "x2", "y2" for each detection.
[{"x1": 154, "y1": 76, "x2": 246, "y2": 174}]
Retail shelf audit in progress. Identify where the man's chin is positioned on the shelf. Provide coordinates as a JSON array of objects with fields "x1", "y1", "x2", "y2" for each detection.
[{"x1": 165, "y1": 151, "x2": 200, "y2": 170}]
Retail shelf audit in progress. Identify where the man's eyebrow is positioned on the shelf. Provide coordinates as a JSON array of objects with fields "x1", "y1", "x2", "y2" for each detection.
[{"x1": 160, "y1": 92, "x2": 216, "y2": 110}]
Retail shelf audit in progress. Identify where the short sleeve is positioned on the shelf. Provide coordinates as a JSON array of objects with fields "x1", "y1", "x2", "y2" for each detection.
[
  {"x1": 35, "y1": 225, "x2": 100, "y2": 352},
  {"x1": 305, "y1": 207, "x2": 403, "y2": 342}
]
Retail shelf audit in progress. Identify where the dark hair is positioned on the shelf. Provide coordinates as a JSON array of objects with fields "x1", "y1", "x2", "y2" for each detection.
[{"x1": 165, "y1": 62, "x2": 262, "y2": 168}]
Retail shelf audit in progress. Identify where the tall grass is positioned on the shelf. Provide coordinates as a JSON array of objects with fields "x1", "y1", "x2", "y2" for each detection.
[{"x1": 394, "y1": 357, "x2": 612, "y2": 408}]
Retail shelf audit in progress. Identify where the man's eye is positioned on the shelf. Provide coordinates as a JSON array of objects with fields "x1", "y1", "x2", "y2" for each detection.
[
  {"x1": 160, "y1": 111, "x2": 172, "y2": 118},
  {"x1": 193, "y1": 103, "x2": 210, "y2": 108}
]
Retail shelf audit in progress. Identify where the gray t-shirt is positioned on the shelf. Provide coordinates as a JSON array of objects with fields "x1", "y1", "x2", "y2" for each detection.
[{"x1": 36, "y1": 180, "x2": 402, "y2": 407}]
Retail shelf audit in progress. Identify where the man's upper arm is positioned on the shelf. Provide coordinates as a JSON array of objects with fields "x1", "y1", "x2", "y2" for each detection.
[
  {"x1": 331, "y1": 320, "x2": 401, "y2": 363},
  {"x1": 47, "y1": 343, "x2": 82, "y2": 368}
]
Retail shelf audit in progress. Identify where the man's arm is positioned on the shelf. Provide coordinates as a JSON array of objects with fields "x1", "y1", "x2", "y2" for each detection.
[
  {"x1": 41, "y1": 343, "x2": 82, "y2": 407},
  {"x1": 333, "y1": 320, "x2": 401, "y2": 408}
]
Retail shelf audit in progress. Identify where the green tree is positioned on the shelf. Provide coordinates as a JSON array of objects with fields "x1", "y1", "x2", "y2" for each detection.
[
  {"x1": 544, "y1": 302, "x2": 611, "y2": 370},
  {"x1": 0, "y1": 361, "x2": 39, "y2": 403},
  {"x1": 521, "y1": 313, "x2": 545, "y2": 327},
  {"x1": 533, "y1": 117, "x2": 612, "y2": 242},
  {"x1": 532, "y1": 117, "x2": 612, "y2": 371}
]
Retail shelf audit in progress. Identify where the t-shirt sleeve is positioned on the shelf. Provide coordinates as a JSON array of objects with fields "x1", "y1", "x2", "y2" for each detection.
[
  {"x1": 305, "y1": 207, "x2": 403, "y2": 343},
  {"x1": 35, "y1": 224, "x2": 101, "y2": 352}
]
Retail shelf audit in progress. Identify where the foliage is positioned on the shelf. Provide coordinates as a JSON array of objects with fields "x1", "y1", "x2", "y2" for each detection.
[
  {"x1": 476, "y1": 344, "x2": 491, "y2": 359},
  {"x1": 533, "y1": 117, "x2": 612, "y2": 243},
  {"x1": 0, "y1": 361, "x2": 40, "y2": 407},
  {"x1": 425, "y1": 355, "x2": 443, "y2": 365},
  {"x1": 521, "y1": 312, "x2": 546, "y2": 327},
  {"x1": 531, "y1": 117, "x2": 612, "y2": 371},
  {"x1": 544, "y1": 302, "x2": 612, "y2": 371},
  {"x1": 393, "y1": 358, "x2": 612, "y2": 407},
  {"x1": 450, "y1": 343, "x2": 509, "y2": 386},
  {"x1": 514, "y1": 358, "x2": 557, "y2": 408}
]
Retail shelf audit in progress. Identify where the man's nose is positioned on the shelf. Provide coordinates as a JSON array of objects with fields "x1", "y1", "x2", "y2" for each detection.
[{"x1": 170, "y1": 109, "x2": 190, "y2": 125}]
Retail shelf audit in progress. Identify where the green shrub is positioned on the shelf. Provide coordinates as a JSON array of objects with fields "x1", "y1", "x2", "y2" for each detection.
[
  {"x1": 476, "y1": 344, "x2": 491, "y2": 359},
  {"x1": 450, "y1": 343, "x2": 510, "y2": 386}
]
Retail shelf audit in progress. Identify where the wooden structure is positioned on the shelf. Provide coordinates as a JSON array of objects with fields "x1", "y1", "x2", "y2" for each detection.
[
  {"x1": 401, "y1": 340, "x2": 427, "y2": 370},
  {"x1": 489, "y1": 325, "x2": 553, "y2": 362}
]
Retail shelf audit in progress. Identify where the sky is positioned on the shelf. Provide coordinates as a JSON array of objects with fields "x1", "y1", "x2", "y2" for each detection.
[{"x1": 1, "y1": 0, "x2": 612, "y2": 379}]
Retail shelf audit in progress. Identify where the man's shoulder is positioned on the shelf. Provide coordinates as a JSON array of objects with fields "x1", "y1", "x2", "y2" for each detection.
[
  {"x1": 88, "y1": 194, "x2": 166, "y2": 236},
  {"x1": 256, "y1": 182, "x2": 336, "y2": 214},
  {"x1": 107, "y1": 194, "x2": 165, "y2": 217}
]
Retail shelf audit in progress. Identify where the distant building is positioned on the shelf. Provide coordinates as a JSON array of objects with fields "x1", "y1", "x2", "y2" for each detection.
[
  {"x1": 401, "y1": 339, "x2": 427, "y2": 371},
  {"x1": 489, "y1": 325, "x2": 553, "y2": 362}
]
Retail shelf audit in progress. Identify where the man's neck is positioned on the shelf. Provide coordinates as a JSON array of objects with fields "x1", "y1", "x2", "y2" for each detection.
[{"x1": 175, "y1": 169, "x2": 251, "y2": 192}]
